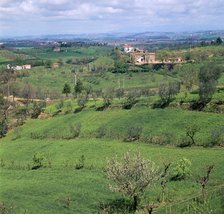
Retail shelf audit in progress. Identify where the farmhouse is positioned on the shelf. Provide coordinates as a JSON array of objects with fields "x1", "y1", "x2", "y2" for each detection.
[
  {"x1": 53, "y1": 47, "x2": 61, "y2": 52},
  {"x1": 7, "y1": 64, "x2": 32, "y2": 70},
  {"x1": 123, "y1": 44, "x2": 134, "y2": 53},
  {"x1": 131, "y1": 52, "x2": 157, "y2": 65},
  {"x1": 129, "y1": 49, "x2": 183, "y2": 65}
]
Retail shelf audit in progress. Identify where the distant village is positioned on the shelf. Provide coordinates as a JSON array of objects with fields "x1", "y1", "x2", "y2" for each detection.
[{"x1": 123, "y1": 44, "x2": 183, "y2": 65}]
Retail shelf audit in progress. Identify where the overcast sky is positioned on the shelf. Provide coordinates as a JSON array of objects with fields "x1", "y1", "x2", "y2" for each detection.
[{"x1": 0, "y1": 0, "x2": 224, "y2": 37}]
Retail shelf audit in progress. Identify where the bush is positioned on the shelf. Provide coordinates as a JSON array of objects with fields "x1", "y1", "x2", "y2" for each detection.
[
  {"x1": 0, "y1": 119, "x2": 8, "y2": 138},
  {"x1": 208, "y1": 126, "x2": 224, "y2": 147},
  {"x1": 96, "y1": 125, "x2": 107, "y2": 138},
  {"x1": 75, "y1": 155, "x2": 85, "y2": 170},
  {"x1": 31, "y1": 101, "x2": 46, "y2": 119},
  {"x1": 55, "y1": 99, "x2": 64, "y2": 110},
  {"x1": 124, "y1": 125, "x2": 142, "y2": 142},
  {"x1": 69, "y1": 123, "x2": 81, "y2": 138},
  {"x1": 30, "y1": 131, "x2": 47, "y2": 139},
  {"x1": 32, "y1": 153, "x2": 45, "y2": 170},
  {"x1": 170, "y1": 158, "x2": 191, "y2": 181},
  {"x1": 12, "y1": 127, "x2": 22, "y2": 140},
  {"x1": 122, "y1": 92, "x2": 138, "y2": 110},
  {"x1": 77, "y1": 93, "x2": 89, "y2": 109}
]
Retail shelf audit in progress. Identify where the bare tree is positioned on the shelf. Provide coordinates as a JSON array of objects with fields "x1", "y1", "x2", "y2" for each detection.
[{"x1": 106, "y1": 152, "x2": 159, "y2": 211}]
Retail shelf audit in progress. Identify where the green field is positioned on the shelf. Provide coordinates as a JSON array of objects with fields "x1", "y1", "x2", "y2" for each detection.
[
  {"x1": 1, "y1": 44, "x2": 224, "y2": 213},
  {"x1": 1, "y1": 106, "x2": 224, "y2": 213},
  {"x1": 1, "y1": 137, "x2": 224, "y2": 213}
]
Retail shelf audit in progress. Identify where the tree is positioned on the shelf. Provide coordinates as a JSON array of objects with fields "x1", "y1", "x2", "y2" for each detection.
[
  {"x1": 62, "y1": 83, "x2": 71, "y2": 97},
  {"x1": 180, "y1": 65, "x2": 198, "y2": 92},
  {"x1": 198, "y1": 64, "x2": 222, "y2": 104},
  {"x1": 216, "y1": 37, "x2": 223, "y2": 45},
  {"x1": 197, "y1": 165, "x2": 214, "y2": 201},
  {"x1": 74, "y1": 79, "x2": 83, "y2": 97},
  {"x1": 0, "y1": 67, "x2": 16, "y2": 97},
  {"x1": 106, "y1": 152, "x2": 159, "y2": 211},
  {"x1": 77, "y1": 92, "x2": 89, "y2": 109},
  {"x1": 185, "y1": 124, "x2": 200, "y2": 146},
  {"x1": 156, "y1": 81, "x2": 180, "y2": 107},
  {"x1": 102, "y1": 88, "x2": 114, "y2": 107}
]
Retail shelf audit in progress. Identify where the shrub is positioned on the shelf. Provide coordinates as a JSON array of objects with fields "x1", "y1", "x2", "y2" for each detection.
[
  {"x1": 208, "y1": 126, "x2": 224, "y2": 147},
  {"x1": 75, "y1": 155, "x2": 85, "y2": 170},
  {"x1": 96, "y1": 125, "x2": 107, "y2": 138},
  {"x1": 124, "y1": 125, "x2": 142, "y2": 142},
  {"x1": 55, "y1": 99, "x2": 64, "y2": 110},
  {"x1": 31, "y1": 101, "x2": 46, "y2": 119},
  {"x1": 69, "y1": 123, "x2": 81, "y2": 138},
  {"x1": 0, "y1": 119, "x2": 8, "y2": 138},
  {"x1": 32, "y1": 153, "x2": 45, "y2": 170},
  {"x1": 30, "y1": 131, "x2": 47, "y2": 139},
  {"x1": 122, "y1": 92, "x2": 138, "y2": 110},
  {"x1": 170, "y1": 158, "x2": 192, "y2": 181},
  {"x1": 77, "y1": 93, "x2": 88, "y2": 109},
  {"x1": 12, "y1": 127, "x2": 22, "y2": 140}
]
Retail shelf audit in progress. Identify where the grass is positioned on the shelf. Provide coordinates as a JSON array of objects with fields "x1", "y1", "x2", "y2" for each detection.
[
  {"x1": 19, "y1": 46, "x2": 113, "y2": 60},
  {"x1": 0, "y1": 137, "x2": 224, "y2": 213},
  {"x1": 1, "y1": 44, "x2": 224, "y2": 213},
  {"x1": 13, "y1": 106, "x2": 224, "y2": 145}
]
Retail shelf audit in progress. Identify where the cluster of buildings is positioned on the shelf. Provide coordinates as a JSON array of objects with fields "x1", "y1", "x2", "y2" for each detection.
[
  {"x1": 7, "y1": 64, "x2": 32, "y2": 71},
  {"x1": 123, "y1": 44, "x2": 183, "y2": 65}
]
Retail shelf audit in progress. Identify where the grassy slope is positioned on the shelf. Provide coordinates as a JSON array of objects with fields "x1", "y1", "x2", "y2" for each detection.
[
  {"x1": 18, "y1": 66, "x2": 176, "y2": 96},
  {"x1": 0, "y1": 137, "x2": 224, "y2": 213},
  {"x1": 15, "y1": 107, "x2": 224, "y2": 144},
  {"x1": 20, "y1": 46, "x2": 113, "y2": 60},
  {"x1": 0, "y1": 108, "x2": 224, "y2": 213}
]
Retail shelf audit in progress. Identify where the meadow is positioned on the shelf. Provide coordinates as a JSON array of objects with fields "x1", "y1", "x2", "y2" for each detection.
[
  {"x1": 1, "y1": 136, "x2": 224, "y2": 213},
  {"x1": 1, "y1": 44, "x2": 224, "y2": 213}
]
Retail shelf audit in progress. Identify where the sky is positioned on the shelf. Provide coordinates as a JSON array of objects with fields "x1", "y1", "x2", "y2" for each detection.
[{"x1": 0, "y1": 0, "x2": 224, "y2": 37}]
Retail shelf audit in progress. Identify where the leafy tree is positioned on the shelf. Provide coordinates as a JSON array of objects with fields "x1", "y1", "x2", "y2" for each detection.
[
  {"x1": 106, "y1": 152, "x2": 159, "y2": 211},
  {"x1": 77, "y1": 92, "x2": 88, "y2": 109},
  {"x1": 216, "y1": 37, "x2": 223, "y2": 45},
  {"x1": 62, "y1": 83, "x2": 71, "y2": 97},
  {"x1": 156, "y1": 82, "x2": 180, "y2": 108},
  {"x1": 122, "y1": 91, "x2": 138, "y2": 109},
  {"x1": 198, "y1": 64, "x2": 222, "y2": 104},
  {"x1": 115, "y1": 88, "x2": 124, "y2": 99},
  {"x1": 102, "y1": 88, "x2": 114, "y2": 107},
  {"x1": 180, "y1": 65, "x2": 198, "y2": 92},
  {"x1": 113, "y1": 59, "x2": 129, "y2": 73},
  {"x1": 74, "y1": 79, "x2": 83, "y2": 97}
]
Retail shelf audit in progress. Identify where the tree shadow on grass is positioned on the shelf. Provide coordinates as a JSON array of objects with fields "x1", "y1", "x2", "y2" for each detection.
[{"x1": 98, "y1": 198, "x2": 134, "y2": 214}]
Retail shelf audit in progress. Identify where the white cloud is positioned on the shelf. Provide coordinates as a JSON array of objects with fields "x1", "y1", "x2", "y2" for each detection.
[{"x1": 0, "y1": 0, "x2": 224, "y2": 36}]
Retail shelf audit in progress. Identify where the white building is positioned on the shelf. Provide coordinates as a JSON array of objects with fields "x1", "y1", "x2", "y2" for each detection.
[{"x1": 123, "y1": 44, "x2": 134, "y2": 53}]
